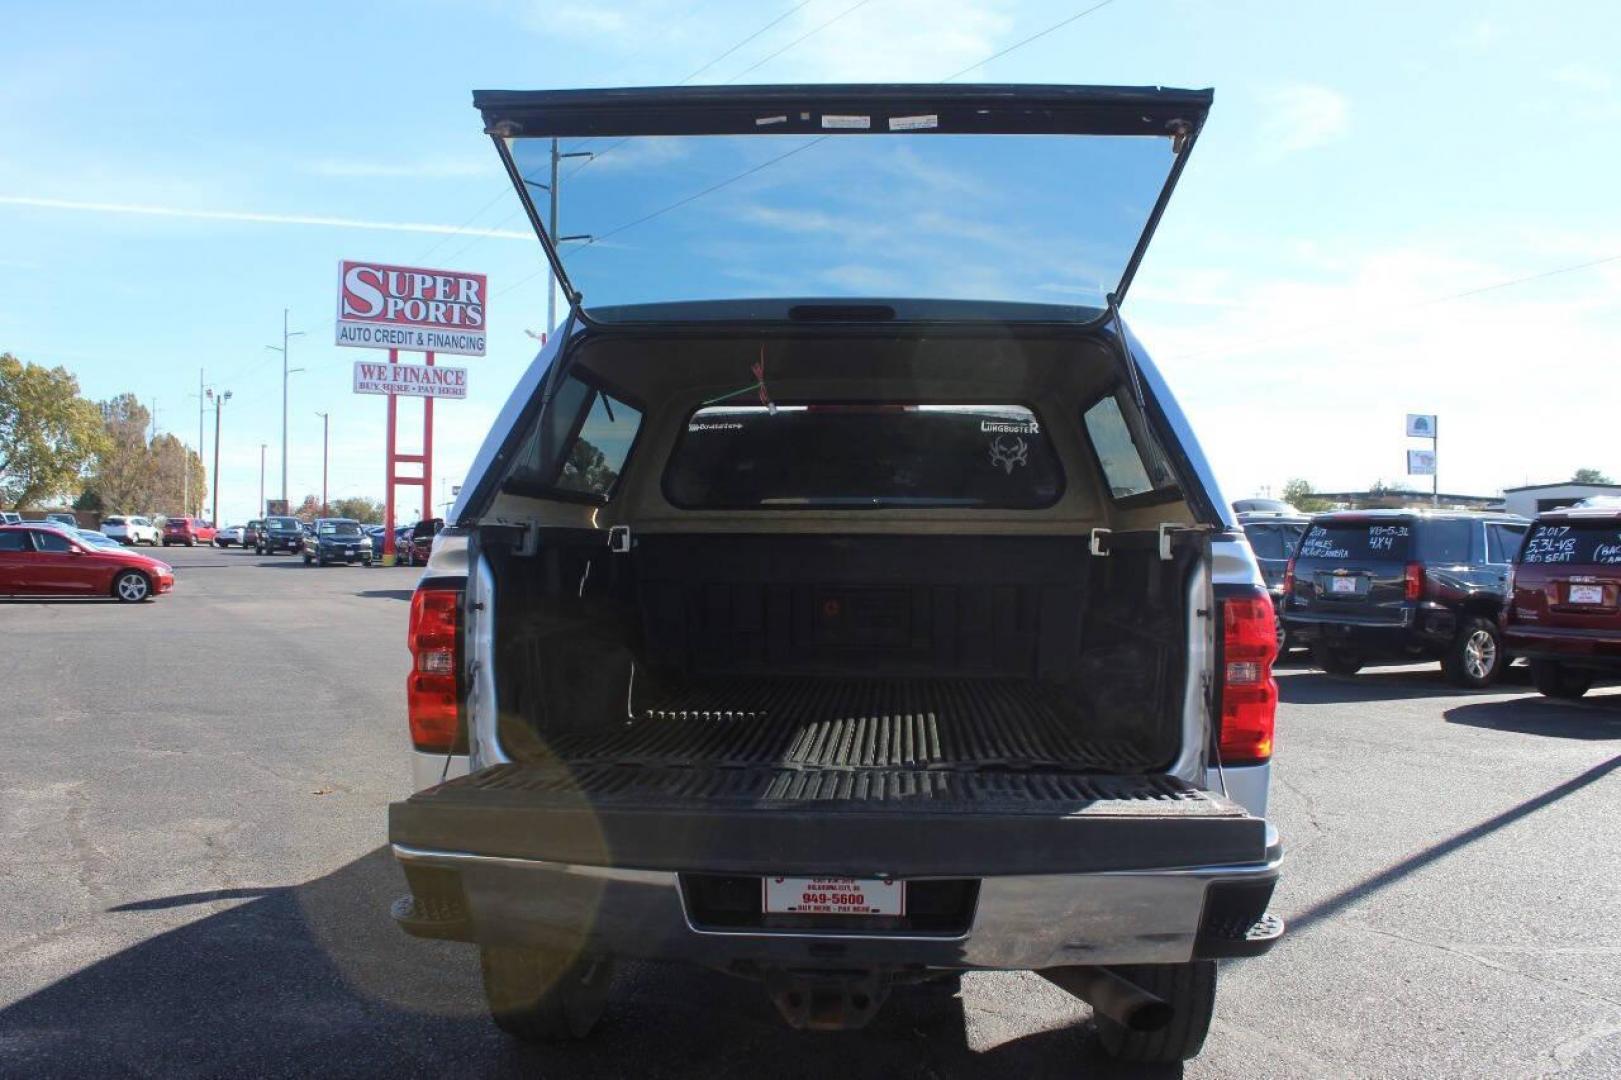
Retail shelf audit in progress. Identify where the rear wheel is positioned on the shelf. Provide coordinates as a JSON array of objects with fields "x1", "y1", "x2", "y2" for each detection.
[
  {"x1": 1312, "y1": 643, "x2": 1364, "y2": 676},
  {"x1": 1094, "y1": 961, "x2": 1216, "y2": 1064},
  {"x1": 1443, "y1": 617, "x2": 1503, "y2": 688},
  {"x1": 112, "y1": 570, "x2": 151, "y2": 603},
  {"x1": 480, "y1": 946, "x2": 615, "y2": 1043},
  {"x1": 1531, "y1": 659, "x2": 1593, "y2": 700}
]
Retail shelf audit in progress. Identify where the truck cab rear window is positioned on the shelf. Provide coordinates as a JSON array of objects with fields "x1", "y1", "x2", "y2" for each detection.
[
  {"x1": 664, "y1": 404, "x2": 1062, "y2": 509},
  {"x1": 1519, "y1": 521, "x2": 1621, "y2": 565},
  {"x1": 1298, "y1": 523, "x2": 1411, "y2": 560}
]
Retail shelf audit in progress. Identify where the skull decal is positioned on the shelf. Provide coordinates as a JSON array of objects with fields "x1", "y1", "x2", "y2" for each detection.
[{"x1": 988, "y1": 435, "x2": 1030, "y2": 475}]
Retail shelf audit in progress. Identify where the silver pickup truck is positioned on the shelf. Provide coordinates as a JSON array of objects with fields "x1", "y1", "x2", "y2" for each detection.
[{"x1": 390, "y1": 83, "x2": 1283, "y2": 1065}]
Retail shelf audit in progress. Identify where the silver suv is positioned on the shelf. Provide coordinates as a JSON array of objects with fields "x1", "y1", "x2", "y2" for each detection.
[{"x1": 389, "y1": 83, "x2": 1282, "y2": 1065}]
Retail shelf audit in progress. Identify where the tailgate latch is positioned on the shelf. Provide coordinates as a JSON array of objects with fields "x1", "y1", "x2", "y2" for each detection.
[
  {"x1": 1089, "y1": 528, "x2": 1111, "y2": 557},
  {"x1": 607, "y1": 525, "x2": 632, "y2": 554}
]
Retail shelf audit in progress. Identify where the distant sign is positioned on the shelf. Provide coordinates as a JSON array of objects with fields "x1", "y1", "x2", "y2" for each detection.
[
  {"x1": 1407, "y1": 449, "x2": 1437, "y2": 475},
  {"x1": 353, "y1": 361, "x2": 468, "y2": 399},
  {"x1": 1406, "y1": 413, "x2": 1436, "y2": 438},
  {"x1": 265, "y1": 499, "x2": 289, "y2": 516},
  {"x1": 336, "y1": 260, "x2": 487, "y2": 357}
]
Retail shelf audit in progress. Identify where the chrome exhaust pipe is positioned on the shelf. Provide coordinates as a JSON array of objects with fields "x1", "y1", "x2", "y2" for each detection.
[{"x1": 1040, "y1": 966, "x2": 1173, "y2": 1033}]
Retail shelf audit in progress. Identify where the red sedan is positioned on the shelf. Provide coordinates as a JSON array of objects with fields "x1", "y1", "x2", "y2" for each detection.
[{"x1": 0, "y1": 525, "x2": 175, "y2": 601}]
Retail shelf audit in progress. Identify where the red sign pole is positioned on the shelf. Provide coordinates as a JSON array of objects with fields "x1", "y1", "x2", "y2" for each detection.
[
  {"x1": 423, "y1": 351, "x2": 435, "y2": 523},
  {"x1": 383, "y1": 348, "x2": 398, "y2": 563}
]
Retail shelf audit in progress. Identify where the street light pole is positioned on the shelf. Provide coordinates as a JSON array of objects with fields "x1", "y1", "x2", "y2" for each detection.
[
  {"x1": 542, "y1": 139, "x2": 593, "y2": 333},
  {"x1": 259, "y1": 443, "x2": 266, "y2": 517},
  {"x1": 207, "y1": 389, "x2": 232, "y2": 525},
  {"x1": 315, "y1": 411, "x2": 330, "y2": 516},
  {"x1": 265, "y1": 309, "x2": 305, "y2": 507}
]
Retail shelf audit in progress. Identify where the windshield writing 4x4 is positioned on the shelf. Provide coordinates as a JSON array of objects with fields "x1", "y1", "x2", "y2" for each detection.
[{"x1": 1299, "y1": 523, "x2": 1411, "y2": 560}]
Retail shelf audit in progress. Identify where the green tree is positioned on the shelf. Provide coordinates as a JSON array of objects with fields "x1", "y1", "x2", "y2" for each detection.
[
  {"x1": 0, "y1": 353, "x2": 107, "y2": 509},
  {"x1": 331, "y1": 496, "x2": 384, "y2": 523},
  {"x1": 1281, "y1": 478, "x2": 1331, "y2": 512},
  {"x1": 149, "y1": 434, "x2": 205, "y2": 516},
  {"x1": 86, "y1": 393, "x2": 154, "y2": 513},
  {"x1": 1572, "y1": 467, "x2": 1613, "y2": 484}
]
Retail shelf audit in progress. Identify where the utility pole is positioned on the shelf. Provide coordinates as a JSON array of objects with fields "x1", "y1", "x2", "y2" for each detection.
[
  {"x1": 259, "y1": 443, "x2": 266, "y2": 517},
  {"x1": 265, "y1": 309, "x2": 304, "y2": 506},
  {"x1": 542, "y1": 139, "x2": 593, "y2": 333},
  {"x1": 315, "y1": 411, "x2": 330, "y2": 516},
  {"x1": 208, "y1": 389, "x2": 232, "y2": 524},
  {"x1": 194, "y1": 368, "x2": 206, "y2": 517}
]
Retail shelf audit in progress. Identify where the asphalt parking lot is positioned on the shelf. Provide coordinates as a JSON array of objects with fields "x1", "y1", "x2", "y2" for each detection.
[{"x1": 2, "y1": 544, "x2": 1618, "y2": 1078}]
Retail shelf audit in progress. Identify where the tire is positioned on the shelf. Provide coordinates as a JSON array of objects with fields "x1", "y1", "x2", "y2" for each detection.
[
  {"x1": 162, "y1": 540, "x2": 171, "y2": 547},
  {"x1": 1094, "y1": 961, "x2": 1216, "y2": 1064},
  {"x1": 1442, "y1": 616, "x2": 1504, "y2": 688},
  {"x1": 1312, "y1": 643, "x2": 1364, "y2": 676},
  {"x1": 1531, "y1": 659, "x2": 1594, "y2": 700},
  {"x1": 1274, "y1": 615, "x2": 1289, "y2": 656},
  {"x1": 480, "y1": 946, "x2": 615, "y2": 1043},
  {"x1": 112, "y1": 570, "x2": 151, "y2": 603},
  {"x1": 303, "y1": 555, "x2": 313, "y2": 566},
  {"x1": 363, "y1": 558, "x2": 373, "y2": 567},
  {"x1": 186, "y1": 539, "x2": 196, "y2": 547}
]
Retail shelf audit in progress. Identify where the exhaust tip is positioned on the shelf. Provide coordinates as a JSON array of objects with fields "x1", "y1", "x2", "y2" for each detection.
[{"x1": 1124, "y1": 1001, "x2": 1174, "y2": 1033}]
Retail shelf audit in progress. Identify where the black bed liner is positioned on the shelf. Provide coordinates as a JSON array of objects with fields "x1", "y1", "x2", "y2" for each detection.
[
  {"x1": 389, "y1": 762, "x2": 1266, "y2": 877},
  {"x1": 594, "y1": 676, "x2": 1159, "y2": 774}
]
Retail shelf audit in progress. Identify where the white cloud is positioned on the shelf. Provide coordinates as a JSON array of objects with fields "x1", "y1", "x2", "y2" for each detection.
[
  {"x1": 0, "y1": 195, "x2": 535, "y2": 239},
  {"x1": 1550, "y1": 63, "x2": 1613, "y2": 93},
  {"x1": 1257, "y1": 84, "x2": 1349, "y2": 155}
]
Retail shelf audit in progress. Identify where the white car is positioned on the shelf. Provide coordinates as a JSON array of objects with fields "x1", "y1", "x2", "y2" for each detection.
[
  {"x1": 214, "y1": 525, "x2": 246, "y2": 547},
  {"x1": 102, "y1": 515, "x2": 160, "y2": 546}
]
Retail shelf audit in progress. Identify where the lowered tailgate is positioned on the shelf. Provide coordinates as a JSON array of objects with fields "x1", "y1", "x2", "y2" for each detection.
[{"x1": 390, "y1": 762, "x2": 1267, "y2": 877}]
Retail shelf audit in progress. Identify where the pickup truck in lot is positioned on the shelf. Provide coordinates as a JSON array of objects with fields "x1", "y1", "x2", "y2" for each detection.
[{"x1": 388, "y1": 83, "x2": 1283, "y2": 1065}]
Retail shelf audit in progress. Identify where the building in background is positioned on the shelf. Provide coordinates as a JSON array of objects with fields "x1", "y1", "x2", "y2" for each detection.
[{"x1": 1501, "y1": 482, "x2": 1621, "y2": 519}]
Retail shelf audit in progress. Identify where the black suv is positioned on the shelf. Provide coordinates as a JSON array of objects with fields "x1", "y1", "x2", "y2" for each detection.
[
  {"x1": 302, "y1": 517, "x2": 374, "y2": 567},
  {"x1": 1238, "y1": 510, "x2": 1309, "y2": 652},
  {"x1": 1282, "y1": 510, "x2": 1528, "y2": 687},
  {"x1": 255, "y1": 515, "x2": 304, "y2": 555}
]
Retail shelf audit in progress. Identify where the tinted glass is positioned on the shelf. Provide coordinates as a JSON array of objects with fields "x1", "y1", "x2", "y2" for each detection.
[
  {"x1": 507, "y1": 131, "x2": 1177, "y2": 314},
  {"x1": 1416, "y1": 520, "x2": 1474, "y2": 564},
  {"x1": 33, "y1": 530, "x2": 74, "y2": 552},
  {"x1": 1082, "y1": 394, "x2": 1175, "y2": 500},
  {"x1": 1486, "y1": 523, "x2": 1527, "y2": 563},
  {"x1": 0, "y1": 531, "x2": 27, "y2": 552},
  {"x1": 267, "y1": 517, "x2": 299, "y2": 529},
  {"x1": 555, "y1": 390, "x2": 642, "y2": 498},
  {"x1": 318, "y1": 521, "x2": 362, "y2": 538},
  {"x1": 1244, "y1": 523, "x2": 1306, "y2": 560},
  {"x1": 1298, "y1": 521, "x2": 1412, "y2": 561},
  {"x1": 1518, "y1": 521, "x2": 1621, "y2": 565},
  {"x1": 104, "y1": 517, "x2": 127, "y2": 525},
  {"x1": 666, "y1": 404, "x2": 1061, "y2": 509}
]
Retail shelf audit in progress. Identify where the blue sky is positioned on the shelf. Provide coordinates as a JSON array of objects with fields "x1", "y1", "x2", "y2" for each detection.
[{"x1": 3, "y1": 0, "x2": 1618, "y2": 523}]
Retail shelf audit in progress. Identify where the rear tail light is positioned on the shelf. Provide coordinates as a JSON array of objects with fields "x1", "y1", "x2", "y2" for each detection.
[
  {"x1": 1404, "y1": 562, "x2": 1425, "y2": 602},
  {"x1": 407, "y1": 580, "x2": 466, "y2": 753},
  {"x1": 1282, "y1": 557, "x2": 1296, "y2": 597},
  {"x1": 1218, "y1": 587, "x2": 1278, "y2": 766}
]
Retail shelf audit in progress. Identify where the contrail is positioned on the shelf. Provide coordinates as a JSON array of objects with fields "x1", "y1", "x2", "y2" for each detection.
[{"x1": 0, "y1": 195, "x2": 534, "y2": 239}]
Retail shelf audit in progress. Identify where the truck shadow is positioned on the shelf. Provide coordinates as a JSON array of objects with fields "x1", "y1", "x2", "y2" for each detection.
[
  {"x1": 0, "y1": 847, "x2": 1169, "y2": 1079},
  {"x1": 1445, "y1": 693, "x2": 1621, "y2": 740},
  {"x1": 1276, "y1": 666, "x2": 1469, "y2": 705}
]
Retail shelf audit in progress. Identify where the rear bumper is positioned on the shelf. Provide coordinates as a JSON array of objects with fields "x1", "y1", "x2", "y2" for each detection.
[
  {"x1": 1504, "y1": 627, "x2": 1621, "y2": 667},
  {"x1": 1283, "y1": 604, "x2": 1453, "y2": 654},
  {"x1": 390, "y1": 843, "x2": 1283, "y2": 970}
]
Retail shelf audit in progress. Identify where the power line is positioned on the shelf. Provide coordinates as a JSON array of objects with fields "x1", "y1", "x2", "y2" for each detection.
[
  {"x1": 502, "y1": 0, "x2": 1131, "y2": 301},
  {"x1": 723, "y1": 0, "x2": 875, "y2": 83},
  {"x1": 683, "y1": 0, "x2": 817, "y2": 83},
  {"x1": 940, "y1": 0, "x2": 1119, "y2": 81}
]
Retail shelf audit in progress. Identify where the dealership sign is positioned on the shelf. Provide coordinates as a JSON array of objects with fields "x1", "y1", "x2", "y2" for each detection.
[
  {"x1": 336, "y1": 260, "x2": 487, "y2": 357},
  {"x1": 353, "y1": 360, "x2": 468, "y2": 399}
]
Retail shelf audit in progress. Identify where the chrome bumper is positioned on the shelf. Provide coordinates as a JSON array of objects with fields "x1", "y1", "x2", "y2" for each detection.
[{"x1": 391, "y1": 844, "x2": 1282, "y2": 970}]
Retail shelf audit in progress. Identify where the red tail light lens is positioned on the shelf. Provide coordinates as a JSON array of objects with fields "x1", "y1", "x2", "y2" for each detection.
[
  {"x1": 408, "y1": 581, "x2": 465, "y2": 753},
  {"x1": 1282, "y1": 557, "x2": 1296, "y2": 597},
  {"x1": 1218, "y1": 587, "x2": 1278, "y2": 765},
  {"x1": 1404, "y1": 562, "x2": 1425, "y2": 602}
]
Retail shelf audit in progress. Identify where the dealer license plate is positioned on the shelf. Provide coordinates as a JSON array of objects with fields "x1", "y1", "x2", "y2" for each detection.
[
  {"x1": 1568, "y1": 584, "x2": 1604, "y2": 605},
  {"x1": 347, "y1": 547, "x2": 356, "y2": 556},
  {"x1": 1330, "y1": 575, "x2": 1358, "y2": 594},
  {"x1": 762, "y1": 876, "x2": 904, "y2": 916}
]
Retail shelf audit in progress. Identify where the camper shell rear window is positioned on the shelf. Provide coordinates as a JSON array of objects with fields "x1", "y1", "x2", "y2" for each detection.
[{"x1": 664, "y1": 404, "x2": 1063, "y2": 510}]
